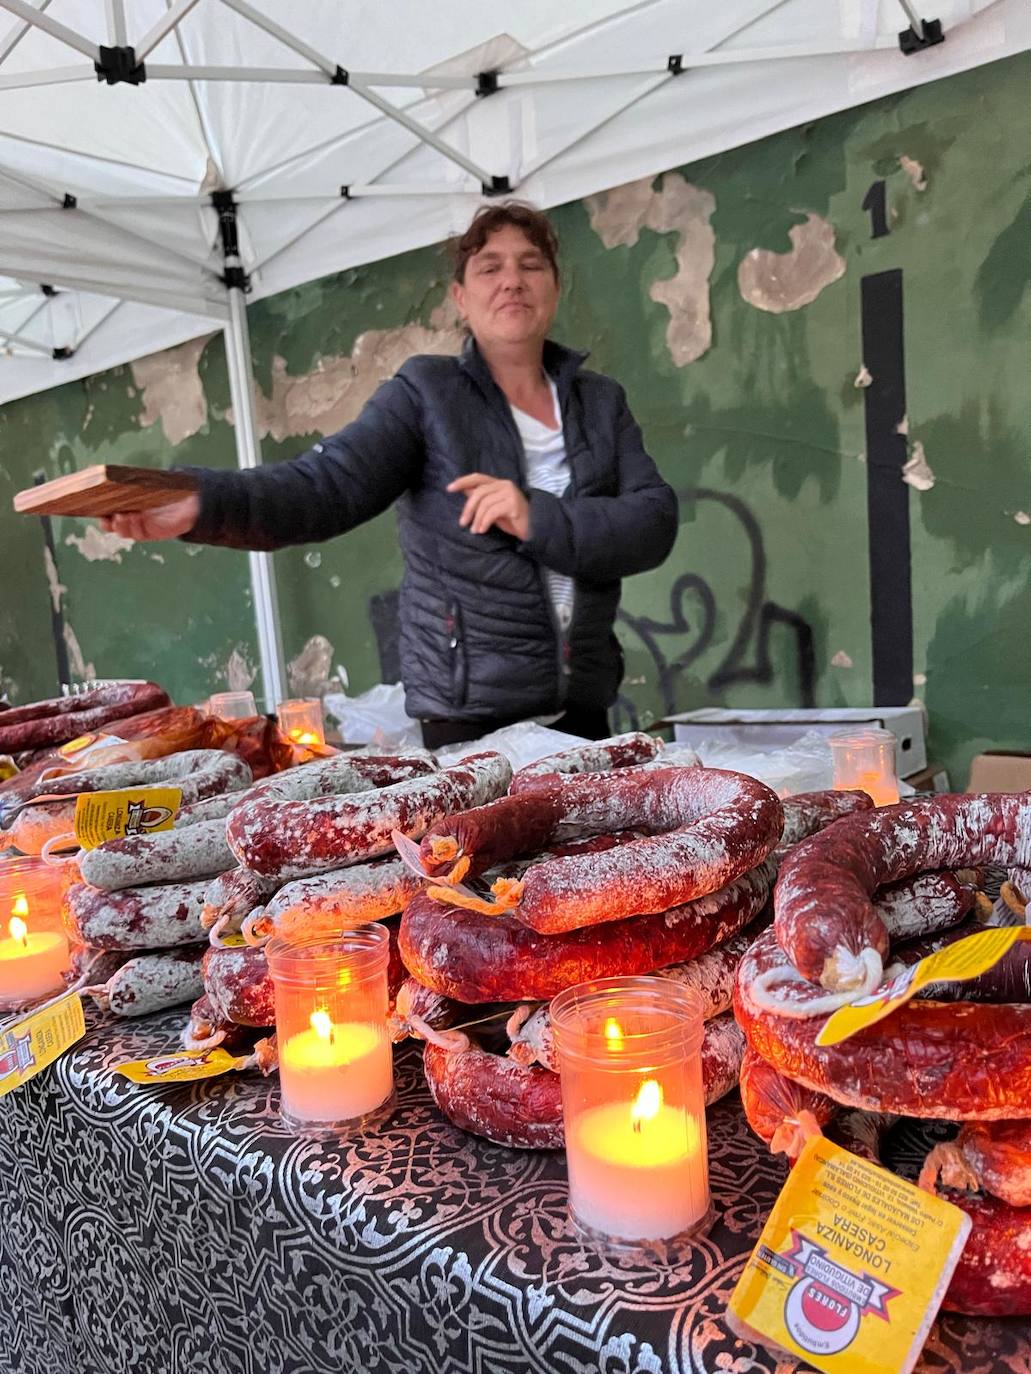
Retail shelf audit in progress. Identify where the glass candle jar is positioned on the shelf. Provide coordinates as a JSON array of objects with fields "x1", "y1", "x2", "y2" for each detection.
[
  {"x1": 266, "y1": 924, "x2": 394, "y2": 1133},
  {"x1": 829, "y1": 727, "x2": 900, "y2": 807},
  {"x1": 276, "y1": 697, "x2": 325, "y2": 747},
  {"x1": 207, "y1": 690, "x2": 258, "y2": 722},
  {"x1": 551, "y1": 975, "x2": 710, "y2": 1247},
  {"x1": 0, "y1": 856, "x2": 72, "y2": 1008}
]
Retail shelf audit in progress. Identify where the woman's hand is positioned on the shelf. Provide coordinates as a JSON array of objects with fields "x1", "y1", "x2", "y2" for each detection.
[
  {"x1": 447, "y1": 474, "x2": 530, "y2": 540},
  {"x1": 99, "y1": 492, "x2": 201, "y2": 542}
]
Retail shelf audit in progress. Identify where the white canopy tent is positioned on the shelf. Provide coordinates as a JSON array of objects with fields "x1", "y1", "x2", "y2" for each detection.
[{"x1": 0, "y1": 0, "x2": 1027, "y2": 707}]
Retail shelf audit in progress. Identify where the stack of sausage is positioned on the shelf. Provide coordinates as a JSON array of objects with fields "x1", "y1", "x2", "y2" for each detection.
[
  {"x1": 182, "y1": 750, "x2": 513, "y2": 1055},
  {"x1": 393, "y1": 734, "x2": 874, "y2": 1151},
  {"x1": 733, "y1": 792, "x2": 1031, "y2": 1316}
]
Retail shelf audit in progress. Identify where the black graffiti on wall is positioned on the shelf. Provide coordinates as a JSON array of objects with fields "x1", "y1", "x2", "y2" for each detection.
[{"x1": 615, "y1": 487, "x2": 816, "y2": 725}]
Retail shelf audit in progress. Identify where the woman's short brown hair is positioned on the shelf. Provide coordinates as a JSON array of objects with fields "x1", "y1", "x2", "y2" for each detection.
[{"x1": 450, "y1": 202, "x2": 560, "y2": 284}]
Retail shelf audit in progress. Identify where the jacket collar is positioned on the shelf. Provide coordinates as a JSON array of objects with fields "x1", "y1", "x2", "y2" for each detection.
[{"x1": 458, "y1": 336, "x2": 589, "y2": 405}]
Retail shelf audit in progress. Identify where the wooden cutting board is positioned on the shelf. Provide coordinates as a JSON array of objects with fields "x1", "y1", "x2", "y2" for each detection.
[{"x1": 13, "y1": 465, "x2": 198, "y2": 517}]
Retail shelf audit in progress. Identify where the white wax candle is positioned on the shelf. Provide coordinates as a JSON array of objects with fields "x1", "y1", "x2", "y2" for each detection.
[
  {"x1": 279, "y1": 1019, "x2": 393, "y2": 1125},
  {"x1": 0, "y1": 928, "x2": 70, "y2": 1003},
  {"x1": 567, "y1": 1098, "x2": 708, "y2": 1241}
]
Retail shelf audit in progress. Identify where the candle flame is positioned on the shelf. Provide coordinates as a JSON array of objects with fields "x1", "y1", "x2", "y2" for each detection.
[
  {"x1": 11, "y1": 894, "x2": 29, "y2": 919},
  {"x1": 310, "y1": 1008, "x2": 333, "y2": 1041},
  {"x1": 630, "y1": 1079, "x2": 663, "y2": 1134},
  {"x1": 290, "y1": 729, "x2": 321, "y2": 746},
  {"x1": 603, "y1": 1017, "x2": 624, "y2": 1051},
  {"x1": 8, "y1": 916, "x2": 28, "y2": 946}
]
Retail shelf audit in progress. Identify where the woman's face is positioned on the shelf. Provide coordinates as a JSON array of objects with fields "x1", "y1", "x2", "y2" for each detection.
[{"x1": 452, "y1": 224, "x2": 559, "y2": 353}]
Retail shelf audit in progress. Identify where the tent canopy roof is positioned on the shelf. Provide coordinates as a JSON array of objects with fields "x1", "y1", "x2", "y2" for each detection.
[{"x1": 0, "y1": 0, "x2": 1027, "y2": 402}]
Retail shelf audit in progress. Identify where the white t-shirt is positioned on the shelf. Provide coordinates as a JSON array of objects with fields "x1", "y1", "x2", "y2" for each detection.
[{"x1": 509, "y1": 377, "x2": 575, "y2": 633}]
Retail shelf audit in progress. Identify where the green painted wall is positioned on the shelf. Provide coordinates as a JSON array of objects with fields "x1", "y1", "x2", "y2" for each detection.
[{"x1": 1, "y1": 52, "x2": 1029, "y2": 784}]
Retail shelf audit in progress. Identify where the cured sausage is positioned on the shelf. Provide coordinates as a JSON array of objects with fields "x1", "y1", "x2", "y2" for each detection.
[
  {"x1": 202, "y1": 867, "x2": 279, "y2": 933},
  {"x1": 84, "y1": 946, "x2": 205, "y2": 1017},
  {"x1": 775, "y1": 792, "x2": 1031, "y2": 992},
  {"x1": 64, "y1": 876, "x2": 210, "y2": 950},
  {"x1": 0, "y1": 682, "x2": 171, "y2": 753},
  {"x1": 400, "y1": 857, "x2": 775, "y2": 1003},
  {"x1": 739, "y1": 1047, "x2": 838, "y2": 1156},
  {"x1": 388, "y1": 977, "x2": 461, "y2": 1042},
  {"x1": 420, "y1": 767, "x2": 782, "y2": 934},
  {"x1": 508, "y1": 732, "x2": 662, "y2": 788},
  {"x1": 779, "y1": 789, "x2": 874, "y2": 848},
  {"x1": 228, "y1": 751, "x2": 511, "y2": 881},
  {"x1": 78, "y1": 817, "x2": 235, "y2": 891},
  {"x1": 872, "y1": 869, "x2": 978, "y2": 941},
  {"x1": 734, "y1": 928, "x2": 1031, "y2": 1120},
  {"x1": 920, "y1": 1119, "x2": 1031, "y2": 1208},
  {"x1": 242, "y1": 859, "x2": 421, "y2": 945},
  {"x1": 181, "y1": 993, "x2": 253, "y2": 1052},
  {"x1": 937, "y1": 1190, "x2": 1031, "y2": 1316},
  {"x1": 202, "y1": 944, "x2": 275, "y2": 1027},
  {"x1": 5, "y1": 750, "x2": 252, "y2": 855},
  {"x1": 423, "y1": 1012, "x2": 746, "y2": 1151}
]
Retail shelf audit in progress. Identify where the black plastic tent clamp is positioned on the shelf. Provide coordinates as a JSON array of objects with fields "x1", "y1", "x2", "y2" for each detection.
[
  {"x1": 898, "y1": 17, "x2": 944, "y2": 52},
  {"x1": 476, "y1": 70, "x2": 499, "y2": 98},
  {"x1": 211, "y1": 190, "x2": 252, "y2": 292},
  {"x1": 94, "y1": 45, "x2": 145, "y2": 85},
  {"x1": 331, "y1": 65, "x2": 349, "y2": 85},
  {"x1": 667, "y1": 54, "x2": 684, "y2": 75},
  {"x1": 40, "y1": 284, "x2": 57, "y2": 296},
  {"x1": 61, "y1": 194, "x2": 77, "y2": 210},
  {"x1": 481, "y1": 174, "x2": 512, "y2": 197},
  {"x1": 52, "y1": 346, "x2": 74, "y2": 360}
]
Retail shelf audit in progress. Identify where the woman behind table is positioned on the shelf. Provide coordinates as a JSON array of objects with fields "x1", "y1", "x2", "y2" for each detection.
[{"x1": 103, "y1": 203, "x2": 678, "y2": 750}]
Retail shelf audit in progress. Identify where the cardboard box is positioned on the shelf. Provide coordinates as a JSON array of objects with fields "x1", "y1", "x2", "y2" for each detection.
[
  {"x1": 966, "y1": 752, "x2": 1031, "y2": 793},
  {"x1": 905, "y1": 763, "x2": 951, "y2": 793},
  {"x1": 658, "y1": 706, "x2": 927, "y2": 777}
]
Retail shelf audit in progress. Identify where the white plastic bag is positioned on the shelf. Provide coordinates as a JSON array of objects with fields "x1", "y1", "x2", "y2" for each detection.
[{"x1": 323, "y1": 682, "x2": 422, "y2": 750}]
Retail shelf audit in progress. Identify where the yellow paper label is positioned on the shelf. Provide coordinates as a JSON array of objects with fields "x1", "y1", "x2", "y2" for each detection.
[
  {"x1": 0, "y1": 755, "x2": 17, "y2": 782},
  {"x1": 115, "y1": 1046, "x2": 247, "y2": 1084},
  {"x1": 216, "y1": 933, "x2": 247, "y2": 948},
  {"x1": 58, "y1": 732, "x2": 125, "y2": 764},
  {"x1": 729, "y1": 1138, "x2": 971, "y2": 1374},
  {"x1": 74, "y1": 786, "x2": 182, "y2": 851},
  {"x1": 818, "y1": 924, "x2": 1030, "y2": 1047},
  {"x1": 0, "y1": 992, "x2": 85, "y2": 1098}
]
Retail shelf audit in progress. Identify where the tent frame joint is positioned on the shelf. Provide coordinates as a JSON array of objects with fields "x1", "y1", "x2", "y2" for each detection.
[
  {"x1": 94, "y1": 43, "x2": 145, "y2": 85},
  {"x1": 51, "y1": 345, "x2": 73, "y2": 360},
  {"x1": 212, "y1": 189, "x2": 252, "y2": 292},
  {"x1": 482, "y1": 174, "x2": 512, "y2": 197},
  {"x1": 331, "y1": 64, "x2": 349, "y2": 86},
  {"x1": 40, "y1": 284, "x2": 57, "y2": 297},
  {"x1": 475, "y1": 69, "x2": 499, "y2": 98},
  {"x1": 667, "y1": 54, "x2": 684, "y2": 75},
  {"x1": 898, "y1": 17, "x2": 944, "y2": 53},
  {"x1": 339, "y1": 185, "x2": 351, "y2": 199},
  {"x1": 61, "y1": 193, "x2": 77, "y2": 209}
]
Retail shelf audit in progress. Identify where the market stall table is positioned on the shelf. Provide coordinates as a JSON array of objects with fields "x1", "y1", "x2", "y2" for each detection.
[{"x1": 0, "y1": 1009, "x2": 1025, "y2": 1374}]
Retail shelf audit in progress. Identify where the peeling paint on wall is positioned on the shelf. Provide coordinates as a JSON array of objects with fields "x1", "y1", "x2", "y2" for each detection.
[
  {"x1": 1013, "y1": 511, "x2": 1030, "y2": 526},
  {"x1": 242, "y1": 299, "x2": 464, "y2": 442},
  {"x1": 899, "y1": 155, "x2": 928, "y2": 190},
  {"x1": 224, "y1": 648, "x2": 257, "y2": 692},
  {"x1": 831, "y1": 650, "x2": 854, "y2": 668},
  {"x1": 287, "y1": 634, "x2": 339, "y2": 698},
  {"x1": 902, "y1": 440, "x2": 936, "y2": 491},
  {"x1": 586, "y1": 173, "x2": 715, "y2": 365},
  {"x1": 738, "y1": 214, "x2": 845, "y2": 313},
  {"x1": 131, "y1": 334, "x2": 214, "y2": 444},
  {"x1": 43, "y1": 547, "x2": 67, "y2": 613},
  {"x1": 65, "y1": 527, "x2": 136, "y2": 563},
  {"x1": 63, "y1": 625, "x2": 95, "y2": 682}
]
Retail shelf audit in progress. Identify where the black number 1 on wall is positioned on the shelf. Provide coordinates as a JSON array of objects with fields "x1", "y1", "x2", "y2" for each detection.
[{"x1": 862, "y1": 180, "x2": 890, "y2": 239}]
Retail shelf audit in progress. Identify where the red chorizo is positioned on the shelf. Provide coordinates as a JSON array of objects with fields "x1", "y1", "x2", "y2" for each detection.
[
  {"x1": 0, "y1": 682, "x2": 171, "y2": 753},
  {"x1": 779, "y1": 789, "x2": 874, "y2": 848},
  {"x1": 775, "y1": 792, "x2": 1031, "y2": 991},
  {"x1": 739, "y1": 1047, "x2": 839, "y2": 1156},
  {"x1": 734, "y1": 928, "x2": 1031, "y2": 1119},
  {"x1": 508, "y1": 732, "x2": 662, "y2": 789},
  {"x1": 423, "y1": 767, "x2": 782, "y2": 934},
  {"x1": 227, "y1": 751, "x2": 511, "y2": 881},
  {"x1": 400, "y1": 857, "x2": 775, "y2": 1003}
]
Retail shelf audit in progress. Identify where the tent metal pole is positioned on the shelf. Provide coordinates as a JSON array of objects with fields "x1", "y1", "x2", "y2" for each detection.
[{"x1": 224, "y1": 287, "x2": 287, "y2": 713}]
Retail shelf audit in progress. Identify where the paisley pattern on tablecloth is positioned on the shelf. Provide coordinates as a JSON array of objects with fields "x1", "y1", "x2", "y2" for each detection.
[{"x1": 0, "y1": 1009, "x2": 1022, "y2": 1374}]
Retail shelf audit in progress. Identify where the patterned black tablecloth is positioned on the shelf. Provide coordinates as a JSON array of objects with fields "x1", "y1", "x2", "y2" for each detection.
[{"x1": 0, "y1": 1009, "x2": 1026, "y2": 1374}]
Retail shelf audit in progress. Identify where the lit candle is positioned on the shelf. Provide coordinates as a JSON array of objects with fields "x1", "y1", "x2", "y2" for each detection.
[
  {"x1": 0, "y1": 913, "x2": 70, "y2": 1004},
  {"x1": 567, "y1": 1078, "x2": 708, "y2": 1241},
  {"x1": 279, "y1": 1008, "x2": 393, "y2": 1125},
  {"x1": 829, "y1": 728, "x2": 900, "y2": 807},
  {"x1": 551, "y1": 977, "x2": 711, "y2": 1246},
  {"x1": 267, "y1": 923, "x2": 394, "y2": 1132},
  {"x1": 276, "y1": 698, "x2": 325, "y2": 747}
]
